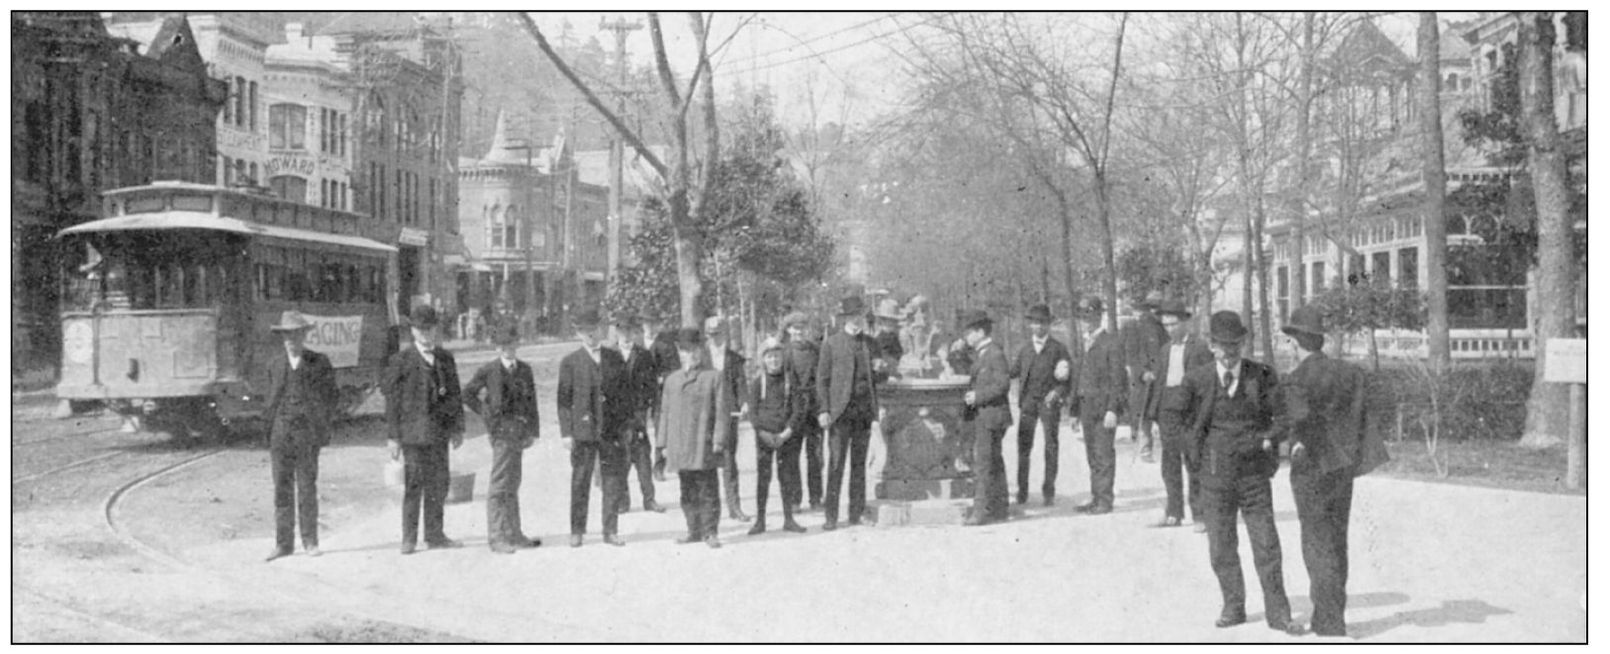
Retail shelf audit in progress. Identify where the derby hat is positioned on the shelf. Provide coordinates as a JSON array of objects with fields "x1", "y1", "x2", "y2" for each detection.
[
  {"x1": 1281, "y1": 305, "x2": 1327, "y2": 338},
  {"x1": 611, "y1": 312, "x2": 642, "y2": 330},
  {"x1": 781, "y1": 311, "x2": 811, "y2": 330},
  {"x1": 571, "y1": 309, "x2": 602, "y2": 330},
  {"x1": 1025, "y1": 304, "x2": 1054, "y2": 324},
  {"x1": 838, "y1": 296, "x2": 867, "y2": 317},
  {"x1": 1075, "y1": 295, "x2": 1105, "y2": 320},
  {"x1": 703, "y1": 315, "x2": 728, "y2": 335},
  {"x1": 674, "y1": 327, "x2": 704, "y2": 348},
  {"x1": 875, "y1": 298, "x2": 904, "y2": 321},
  {"x1": 408, "y1": 304, "x2": 439, "y2": 329},
  {"x1": 269, "y1": 310, "x2": 315, "y2": 332},
  {"x1": 1156, "y1": 299, "x2": 1193, "y2": 319},
  {"x1": 1208, "y1": 310, "x2": 1249, "y2": 343},
  {"x1": 958, "y1": 309, "x2": 993, "y2": 331},
  {"x1": 492, "y1": 324, "x2": 520, "y2": 346}
]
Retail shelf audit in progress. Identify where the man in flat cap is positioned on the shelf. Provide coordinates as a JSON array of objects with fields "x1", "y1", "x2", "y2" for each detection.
[
  {"x1": 1180, "y1": 310, "x2": 1302, "y2": 634},
  {"x1": 385, "y1": 304, "x2": 466, "y2": 555},
  {"x1": 263, "y1": 311, "x2": 338, "y2": 561},
  {"x1": 959, "y1": 309, "x2": 1012, "y2": 525},
  {"x1": 781, "y1": 311, "x2": 823, "y2": 511},
  {"x1": 1279, "y1": 305, "x2": 1388, "y2": 637},
  {"x1": 1148, "y1": 299, "x2": 1214, "y2": 530},
  {"x1": 556, "y1": 310, "x2": 631, "y2": 547},
  {"x1": 704, "y1": 314, "x2": 751, "y2": 522},
  {"x1": 1073, "y1": 296, "x2": 1126, "y2": 515},
  {"x1": 1009, "y1": 304, "x2": 1073, "y2": 507},
  {"x1": 462, "y1": 324, "x2": 540, "y2": 553},
  {"x1": 814, "y1": 296, "x2": 887, "y2": 530}
]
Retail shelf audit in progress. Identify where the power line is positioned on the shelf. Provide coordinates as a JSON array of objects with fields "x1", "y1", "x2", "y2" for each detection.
[
  {"x1": 743, "y1": 13, "x2": 947, "y2": 74},
  {"x1": 729, "y1": 13, "x2": 898, "y2": 67}
]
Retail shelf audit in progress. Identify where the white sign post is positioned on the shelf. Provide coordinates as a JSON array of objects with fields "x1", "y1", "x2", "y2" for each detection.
[{"x1": 1544, "y1": 338, "x2": 1587, "y2": 490}]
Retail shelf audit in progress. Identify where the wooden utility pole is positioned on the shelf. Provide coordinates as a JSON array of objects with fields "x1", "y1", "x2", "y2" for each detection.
[
  {"x1": 1418, "y1": 12, "x2": 1451, "y2": 373},
  {"x1": 600, "y1": 17, "x2": 642, "y2": 292}
]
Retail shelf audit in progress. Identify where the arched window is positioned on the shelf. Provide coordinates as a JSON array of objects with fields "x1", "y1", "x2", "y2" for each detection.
[
  {"x1": 503, "y1": 205, "x2": 519, "y2": 249},
  {"x1": 269, "y1": 103, "x2": 307, "y2": 150}
]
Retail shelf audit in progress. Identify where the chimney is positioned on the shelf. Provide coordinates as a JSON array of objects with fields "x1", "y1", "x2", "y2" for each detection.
[{"x1": 285, "y1": 22, "x2": 304, "y2": 42}]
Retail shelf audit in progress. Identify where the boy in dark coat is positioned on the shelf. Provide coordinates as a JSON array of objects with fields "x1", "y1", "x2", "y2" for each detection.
[
  {"x1": 747, "y1": 337, "x2": 808, "y2": 535},
  {"x1": 1073, "y1": 296, "x2": 1126, "y2": 514}
]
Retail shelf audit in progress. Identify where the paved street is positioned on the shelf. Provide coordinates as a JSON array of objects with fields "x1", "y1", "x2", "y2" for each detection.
[{"x1": 11, "y1": 341, "x2": 1588, "y2": 642}]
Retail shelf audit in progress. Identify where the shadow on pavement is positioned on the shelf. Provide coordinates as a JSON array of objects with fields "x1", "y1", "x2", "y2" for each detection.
[
  {"x1": 1346, "y1": 598, "x2": 1512, "y2": 639},
  {"x1": 1286, "y1": 590, "x2": 1412, "y2": 618}
]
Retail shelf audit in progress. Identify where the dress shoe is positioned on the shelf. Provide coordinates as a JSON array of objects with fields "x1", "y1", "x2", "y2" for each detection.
[
  {"x1": 729, "y1": 509, "x2": 752, "y2": 522},
  {"x1": 644, "y1": 500, "x2": 667, "y2": 513},
  {"x1": 704, "y1": 536, "x2": 722, "y2": 549},
  {"x1": 603, "y1": 534, "x2": 626, "y2": 547},
  {"x1": 782, "y1": 520, "x2": 807, "y2": 533},
  {"x1": 1074, "y1": 502, "x2": 1097, "y2": 513},
  {"x1": 1215, "y1": 609, "x2": 1248, "y2": 629},
  {"x1": 674, "y1": 534, "x2": 700, "y2": 545},
  {"x1": 304, "y1": 545, "x2": 322, "y2": 557},
  {"x1": 1268, "y1": 619, "x2": 1307, "y2": 636},
  {"x1": 569, "y1": 534, "x2": 584, "y2": 548},
  {"x1": 1313, "y1": 626, "x2": 1348, "y2": 638},
  {"x1": 489, "y1": 541, "x2": 519, "y2": 554},
  {"x1": 425, "y1": 538, "x2": 462, "y2": 550},
  {"x1": 963, "y1": 515, "x2": 991, "y2": 527},
  {"x1": 265, "y1": 547, "x2": 294, "y2": 562},
  {"x1": 516, "y1": 536, "x2": 542, "y2": 548},
  {"x1": 1152, "y1": 516, "x2": 1183, "y2": 528},
  {"x1": 821, "y1": 520, "x2": 838, "y2": 532},
  {"x1": 747, "y1": 522, "x2": 767, "y2": 536},
  {"x1": 399, "y1": 542, "x2": 417, "y2": 555},
  {"x1": 1079, "y1": 503, "x2": 1112, "y2": 515},
  {"x1": 808, "y1": 500, "x2": 822, "y2": 512},
  {"x1": 1043, "y1": 495, "x2": 1056, "y2": 507},
  {"x1": 1015, "y1": 493, "x2": 1028, "y2": 505}
]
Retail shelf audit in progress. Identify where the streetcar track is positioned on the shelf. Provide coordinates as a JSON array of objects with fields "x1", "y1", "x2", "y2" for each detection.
[
  {"x1": 13, "y1": 587, "x2": 173, "y2": 643},
  {"x1": 12, "y1": 451, "x2": 130, "y2": 485}
]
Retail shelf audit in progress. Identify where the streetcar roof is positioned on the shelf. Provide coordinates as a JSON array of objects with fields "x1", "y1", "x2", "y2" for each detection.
[{"x1": 57, "y1": 214, "x2": 398, "y2": 253}]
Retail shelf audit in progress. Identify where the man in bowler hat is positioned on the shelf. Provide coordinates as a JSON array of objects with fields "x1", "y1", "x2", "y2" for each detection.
[
  {"x1": 1148, "y1": 299, "x2": 1214, "y2": 529},
  {"x1": 1009, "y1": 304, "x2": 1073, "y2": 506},
  {"x1": 1180, "y1": 310, "x2": 1303, "y2": 634},
  {"x1": 1122, "y1": 291, "x2": 1170, "y2": 461},
  {"x1": 462, "y1": 324, "x2": 541, "y2": 553},
  {"x1": 612, "y1": 315, "x2": 667, "y2": 514},
  {"x1": 556, "y1": 310, "x2": 631, "y2": 547},
  {"x1": 960, "y1": 309, "x2": 1013, "y2": 525},
  {"x1": 656, "y1": 328, "x2": 735, "y2": 548},
  {"x1": 814, "y1": 296, "x2": 888, "y2": 530},
  {"x1": 1279, "y1": 305, "x2": 1388, "y2": 637},
  {"x1": 1073, "y1": 296, "x2": 1126, "y2": 514},
  {"x1": 264, "y1": 311, "x2": 338, "y2": 561},
  {"x1": 703, "y1": 315, "x2": 752, "y2": 522},
  {"x1": 385, "y1": 304, "x2": 466, "y2": 554}
]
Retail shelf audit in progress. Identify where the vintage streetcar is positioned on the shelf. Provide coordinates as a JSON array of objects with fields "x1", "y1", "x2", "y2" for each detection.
[{"x1": 55, "y1": 181, "x2": 402, "y2": 439}]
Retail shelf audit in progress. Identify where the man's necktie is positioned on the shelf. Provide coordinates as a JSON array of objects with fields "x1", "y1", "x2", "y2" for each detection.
[{"x1": 1222, "y1": 369, "x2": 1234, "y2": 393}]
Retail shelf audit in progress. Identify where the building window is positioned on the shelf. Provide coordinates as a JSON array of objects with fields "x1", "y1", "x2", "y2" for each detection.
[
  {"x1": 1311, "y1": 261, "x2": 1326, "y2": 294},
  {"x1": 1397, "y1": 247, "x2": 1419, "y2": 289},
  {"x1": 223, "y1": 77, "x2": 236, "y2": 125},
  {"x1": 234, "y1": 76, "x2": 246, "y2": 127},
  {"x1": 338, "y1": 113, "x2": 348, "y2": 157},
  {"x1": 249, "y1": 82, "x2": 259, "y2": 131},
  {"x1": 505, "y1": 206, "x2": 519, "y2": 249},
  {"x1": 270, "y1": 175, "x2": 308, "y2": 203},
  {"x1": 269, "y1": 103, "x2": 307, "y2": 150},
  {"x1": 1372, "y1": 250, "x2": 1392, "y2": 284},
  {"x1": 489, "y1": 204, "x2": 504, "y2": 249}
]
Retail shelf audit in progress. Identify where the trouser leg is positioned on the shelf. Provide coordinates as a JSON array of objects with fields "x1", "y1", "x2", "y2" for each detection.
[
  {"x1": 271, "y1": 446, "x2": 296, "y2": 551},
  {"x1": 1296, "y1": 467, "x2": 1354, "y2": 635},
  {"x1": 631, "y1": 431, "x2": 656, "y2": 505},
  {"x1": 698, "y1": 469, "x2": 722, "y2": 538},
  {"x1": 845, "y1": 424, "x2": 870, "y2": 522},
  {"x1": 421, "y1": 442, "x2": 450, "y2": 542},
  {"x1": 1159, "y1": 419, "x2": 1186, "y2": 519},
  {"x1": 1204, "y1": 477, "x2": 1246, "y2": 611},
  {"x1": 400, "y1": 444, "x2": 432, "y2": 545},
  {"x1": 1015, "y1": 401, "x2": 1040, "y2": 500},
  {"x1": 721, "y1": 419, "x2": 743, "y2": 514},
  {"x1": 778, "y1": 436, "x2": 803, "y2": 521},
  {"x1": 1241, "y1": 471, "x2": 1290, "y2": 624},
  {"x1": 679, "y1": 472, "x2": 702, "y2": 538},
  {"x1": 296, "y1": 445, "x2": 320, "y2": 548},
  {"x1": 1040, "y1": 400, "x2": 1061, "y2": 499},
  {"x1": 802, "y1": 421, "x2": 823, "y2": 506},
  {"x1": 1081, "y1": 407, "x2": 1116, "y2": 507},
  {"x1": 570, "y1": 441, "x2": 599, "y2": 535},
  {"x1": 755, "y1": 438, "x2": 776, "y2": 521},
  {"x1": 598, "y1": 438, "x2": 628, "y2": 536},
  {"x1": 823, "y1": 427, "x2": 851, "y2": 523},
  {"x1": 972, "y1": 419, "x2": 994, "y2": 514},
  {"x1": 487, "y1": 438, "x2": 519, "y2": 543}
]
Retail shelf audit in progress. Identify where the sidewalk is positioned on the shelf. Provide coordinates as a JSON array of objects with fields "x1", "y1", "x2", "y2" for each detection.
[{"x1": 174, "y1": 420, "x2": 1587, "y2": 643}]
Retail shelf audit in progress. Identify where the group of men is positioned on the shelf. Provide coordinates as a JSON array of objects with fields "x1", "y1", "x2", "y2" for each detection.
[{"x1": 261, "y1": 291, "x2": 1384, "y2": 637}]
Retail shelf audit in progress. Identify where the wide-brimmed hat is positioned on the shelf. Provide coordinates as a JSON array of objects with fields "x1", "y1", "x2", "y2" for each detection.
[
  {"x1": 1025, "y1": 304, "x2": 1054, "y2": 324},
  {"x1": 838, "y1": 296, "x2": 867, "y2": 317},
  {"x1": 1075, "y1": 295, "x2": 1105, "y2": 321},
  {"x1": 958, "y1": 309, "x2": 992, "y2": 331},
  {"x1": 269, "y1": 310, "x2": 315, "y2": 332},
  {"x1": 781, "y1": 311, "x2": 811, "y2": 330},
  {"x1": 674, "y1": 327, "x2": 703, "y2": 348},
  {"x1": 1282, "y1": 305, "x2": 1327, "y2": 338},
  {"x1": 875, "y1": 298, "x2": 903, "y2": 321},
  {"x1": 408, "y1": 304, "x2": 439, "y2": 329},
  {"x1": 492, "y1": 324, "x2": 520, "y2": 346},
  {"x1": 1209, "y1": 310, "x2": 1249, "y2": 343},
  {"x1": 1140, "y1": 290, "x2": 1166, "y2": 310},
  {"x1": 1156, "y1": 299, "x2": 1193, "y2": 319}
]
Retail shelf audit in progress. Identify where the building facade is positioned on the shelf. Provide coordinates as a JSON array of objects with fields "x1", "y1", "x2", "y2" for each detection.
[{"x1": 12, "y1": 12, "x2": 226, "y2": 368}]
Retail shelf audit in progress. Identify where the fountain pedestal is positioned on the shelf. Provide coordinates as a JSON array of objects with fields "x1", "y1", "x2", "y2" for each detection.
[{"x1": 874, "y1": 378, "x2": 976, "y2": 502}]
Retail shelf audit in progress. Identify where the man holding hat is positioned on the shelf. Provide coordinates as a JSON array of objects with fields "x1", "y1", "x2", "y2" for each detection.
[
  {"x1": 814, "y1": 296, "x2": 888, "y2": 530},
  {"x1": 556, "y1": 310, "x2": 632, "y2": 547},
  {"x1": 656, "y1": 328, "x2": 736, "y2": 548},
  {"x1": 385, "y1": 304, "x2": 467, "y2": 555},
  {"x1": 1279, "y1": 305, "x2": 1388, "y2": 637},
  {"x1": 1009, "y1": 304, "x2": 1073, "y2": 507},
  {"x1": 263, "y1": 311, "x2": 338, "y2": 561},
  {"x1": 612, "y1": 315, "x2": 667, "y2": 514},
  {"x1": 1148, "y1": 299, "x2": 1214, "y2": 530},
  {"x1": 1122, "y1": 291, "x2": 1169, "y2": 462},
  {"x1": 1179, "y1": 310, "x2": 1302, "y2": 634},
  {"x1": 1073, "y1": 296, "x2": 1127, "y2": 515},
  {"x1": 703, "y1": 315, "x2": 752, "y2": 522},
  {"x1": 780, "y1": 311, "x2": 824, "y2": 511},
  {"x1": 959, "y1": 309, "x2": 1013, "y2": 525},
  {"x1": 462, "y1": 325, "x2": 540, "y2": 553}
]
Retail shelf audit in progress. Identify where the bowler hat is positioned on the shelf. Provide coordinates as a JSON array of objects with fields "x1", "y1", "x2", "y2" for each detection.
[
  {"x1": 875, "y1": 298, "x2": 904, "y2": 321},
  {"x1": 838, "y1": 296, "x2": 867, "y2": 317},
  {"x1": 781, "y1": 311, "x2": 810, "y2": 330},
  {"x1": 571, "y1": 309, "x2": 602, "y2": 330},
  {"x1": 1209, "y1": 310, "x2": 1249, "y2": 343},
  {"x1": 1075, "y1": 295, "x2": 1105, "y2": 320},
  {"x1": 1156, "y1": 299, "x2": 1193, "y2": 319},
  {"x1": 611, "y1": 312, "x2": 641, "y2": 330},
  {"x1": 1281, "y1": 305, "x2": 1327, "y2": 338},
  {"x1": 269, "y1": 310, "x2": 315, "y2": 332},
  {"x1": 958, "y1": 309, "x2": 992, "y2": 331},
  {"x1": 674, "y1": 327, "x2": 703, "y2": 348},
  {"x1": 408, "y1": 304, "x2": 439, "y2": 329},
  {"x1": 1025, "y1": 304, "x2": 1054, "y2": 324},
  {"x1": 703, "y1": 315, "x2": 727, "y2": 335},
  {"x1": 492, "y1": 324, "x2": 520, "y2": 346}
]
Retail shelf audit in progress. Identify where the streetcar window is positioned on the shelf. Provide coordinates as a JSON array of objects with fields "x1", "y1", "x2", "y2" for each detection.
[
  {"x1": 127, "y1": 196, "x2": 166, "y2": 214},
  {"x1": 172, "y1": 194, "x2": 213, "y2": 213},
  {"x1": 346, "y1": 264, "x2": 363, "y2": 302}
]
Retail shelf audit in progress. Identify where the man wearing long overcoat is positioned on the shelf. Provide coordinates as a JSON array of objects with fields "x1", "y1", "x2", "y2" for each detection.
[
  {"x1": 385, "y1": 304, "x2": 466, "y2": 555},
  {"x1": 1279, "y1": 306, "x2": 1388, "y2": 637},
  {"x1": 1073, "y1": 296, "x2": 1126, "y2": 514},
  {"x1": 264, "y1": 311, "x2": 337, "y2": 561},
  {"x1": 556, "y1": 311, "x2": 631, "y2": 547},
  {"x1": 657, "y1": 328, "x2": 736, "y2": 548}
]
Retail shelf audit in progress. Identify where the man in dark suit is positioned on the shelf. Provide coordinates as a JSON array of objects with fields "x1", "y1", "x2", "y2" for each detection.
[
  {"x1": 1279, "y1": 306, "x2": 1388, "y2": 637},
  {"x1": 703, "y1": 315, "x2": 751, "y2": 522},
  {"x1": 814, "y1": 296, "x2": 887, "y2": 530},
  {"x1": 1148, "y1": 299, "x2": 1214, "y2": 529},
  {"x1": 462, "y1": 325, "x2": 540, "y2": 554},
  {"x1": 385, "y1": 304, "x2": 466, "y2": 555},
  {"x1": 556, "y1": 311, "x2": 631, "y2": 547},
  {"x1": 1073, "y1": 296, "x2": 1126, "y2": 514},
  {"x1": 612, "y1": 315, "x2": 667, "y2": 514},
  {"x1": 1180, "y1": 310, "x2": 1303, "y2": 635},
  {"x1": 1009, "y1": 304, "x2": 1073, "y2": 507},
  {"x1": 263, "y1": 311, "x2": 338, "y2": 561},
  {"x1": 781, "y1": 312, "x2": 822, "y2": 511},
  {"x1": 1122, "y1": 291, "x2": 1169, "y2": 462},
  {"x1": 960, "y1": 310, "x2": 1013, "y2": 525}
]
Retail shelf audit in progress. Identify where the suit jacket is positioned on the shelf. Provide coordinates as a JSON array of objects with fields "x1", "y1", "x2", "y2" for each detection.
[
  {"x1": 384, "y1": 345, "x2": 465, "y2": 446},
  {"x1": 265, "y1": 348, "x2": 337, "y2": 449},
  {"x1": 618, "y1": 343, "x2": 662, "y2": 422},
  {"x1": 1074, "y1": 329, "x2": 1127, "y2": 417},
  {"x1": 1010, "y1": 336, "x2": 1072, "y2": 405},
  {"x1": 784, "y1": 338, "x2": 820, "y2": 416},
  {"x1": 656, "y1": 364, "x2": 735, "y2": 473},
  {"x1": 815, "y1": 329, "x2": 886, "y2": 422},
  {"x1": 462, "y1": 358, "x2": 539, "y2": 441},
  {"x1": 709, "y1": 344, "x2": 749, "y2": 419},
  {"x1": 1148, "y1": 334, "x2": 1214, "y2": 421},
  {"x1": 967, "y1": 340, "x2": 1013, "y2": 432},
  {"x1": 556, "y1": 346, "x2": 629, "y2": 442},
  {"x1": 1121, "y1": 313, "x2": 1169, "y2": 379},
  {"x1": 1280, "y1": 352, "x2": 1388, "y2": 477},
  {"x1": 1181, "y1": 358, "x2": 1283, "y2": 477}
]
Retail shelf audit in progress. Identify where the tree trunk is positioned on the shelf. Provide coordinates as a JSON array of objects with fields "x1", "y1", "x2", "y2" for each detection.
[
  {"x1": 668, "y1": 192, "x2": 706, "y2": 328},
  {"x1": 1289, "y1": 12, "x2": 1315, "y2": 319},
  {"x1": 1096, "y1": 174, "x2": 1120, "y2": 330},
  {"x1": 1419, "y1": 12, "x2": 1452, "y2": 374},
  {"x1": 1517, "y1": 12, "x2": 1574, "y2": 448},
  {"x1": 1242, "y1": 212, "x2": 1254, "y2": 324},
  {"x1": 1252, "y1": 194, "x2": 1274, "y2": 362}
]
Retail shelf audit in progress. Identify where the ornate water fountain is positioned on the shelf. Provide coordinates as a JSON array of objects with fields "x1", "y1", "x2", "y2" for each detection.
[{"x1": 874, "y1": 296, "x2": 977, "y2": 517}]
